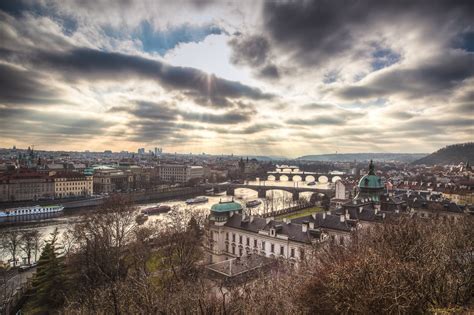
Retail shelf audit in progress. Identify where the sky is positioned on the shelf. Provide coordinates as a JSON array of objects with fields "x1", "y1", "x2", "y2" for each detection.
[{"x1": 0, "y1": 0, "x2": 473, "y2": 158}]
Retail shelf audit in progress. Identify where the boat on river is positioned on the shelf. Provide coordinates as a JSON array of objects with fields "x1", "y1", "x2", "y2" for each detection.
[
  {"x1": 141, "y1": 205, "x2": 171, "y2": 215},
  {"x1": 185, "y1": 196, "x2": 208, "y2": 204},
  {"x1": 246, "y1": 200, "x2": 262, "y2": 208},
  {"x1": 0, "y1": 205, "x2": 64, "y2": 217}
]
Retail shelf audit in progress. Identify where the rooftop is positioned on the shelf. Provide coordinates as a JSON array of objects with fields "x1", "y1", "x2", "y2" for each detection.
[{"x1": 211, "y1": 200, "x2": 243, "y2": 213}]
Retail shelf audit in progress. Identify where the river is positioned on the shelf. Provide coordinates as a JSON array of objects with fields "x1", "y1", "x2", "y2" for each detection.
[{"x1": 0, "y1": 179, "x2": 331, "y2": 263}]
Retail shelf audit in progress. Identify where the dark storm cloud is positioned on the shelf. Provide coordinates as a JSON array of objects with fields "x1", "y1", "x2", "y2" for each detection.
[
  {"x1": 110, "y1": 100, "x2": 253, "y2": 125},
  {"x1": 0, "y1": 63, "x2": 59, "y2": 104},
  {"x1": 120, "y1": 101, "x2": 178, "y2": 121},
  {"x1": 0, "y1": 107, "x2": 112, "y2": 137},
  {"x1": 181, "y1": 111, "x2": 251, "y2": 124},
  {"x1": 286, "y1": 115, "x2": 345, "y2": 126},
  {"x1": 229, "y1": 35, "x2": 270, "y2": 67},
  {"x1": 109, "y1": 100, "x2": 255, "y2": 141},
  {"x1": 262, "y1": 0, "x2": 474, "y2": 66},
  {"x1": 229, "y1": 34, "x2": 280, "y2": 79},
  {"x1": 259, "y1": 64, "x2": 279, "y2": 79},
  {"x1": 336, "y1": 53, "x2": 474, "y2": 100},
  {"x1": 26, "y1": 48, "x2": 272, "y2": 107}
]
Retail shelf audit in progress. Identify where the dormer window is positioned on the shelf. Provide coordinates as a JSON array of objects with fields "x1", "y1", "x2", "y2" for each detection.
[{"x1": 270, "y1": 228, "x2": 276, "y2": 236}]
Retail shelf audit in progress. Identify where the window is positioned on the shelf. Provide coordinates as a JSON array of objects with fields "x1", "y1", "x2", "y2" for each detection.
[
  {"x1": 232, "y1": 233, "x2": 235, "y2": 242},
  {"x1": 270, "y1": 243, "x2": 274, "y2": 253},
  {"x1": 239, "y1": 248, "x2": 243, "y2": 256},
  {"x1": 254, "y1": 239, "x2": 257, "y2": 248},
  {"x1": 232, "y1": 246, "x2": 235, "y2": 255},
  {"x1": 239, "y1": 235, "x2": 242, "y2": 244},
  {"x1": 261, "y1": 241, "x2": 265, "y2": 251},
  {"x1": 280, "y1": 246, "x2": 284, "y2": 256},
  {"x1": 246, "y1": 237, "x2": 250, "y2": 246},
  {"x1": 225, "y1": 244, "x2": 229, "y2": 252},
  {"x1": 226, "y1": 232, "x2": 229, "y2": 240},
  {"x1": 290, "y1": 248, "x2": 295, "y2": 258}
]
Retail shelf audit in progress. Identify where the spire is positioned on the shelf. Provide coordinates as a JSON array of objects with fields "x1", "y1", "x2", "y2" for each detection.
[{"x1": 368, "y1": 160, "x2": 375, "y2": 175}]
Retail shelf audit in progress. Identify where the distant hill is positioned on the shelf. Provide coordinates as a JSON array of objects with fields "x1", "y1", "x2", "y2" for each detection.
[
  {"x1": 236, "y1": 155, "x2": 288, "y2": 161},
  {"x1": 297, "y1": 153, "x2": 427, "y2": 163},
  {"x1": 412, "y1": 143, "x2": 474, "y2": 165}
]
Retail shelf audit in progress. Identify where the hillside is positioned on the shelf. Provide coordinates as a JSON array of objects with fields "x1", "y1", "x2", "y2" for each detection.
[
  {"x1": 412, "y1": 143, "x2": 474, "y2": 165},
  {"x1": 297, "y1": 153, "x2": 426, "y2": 163}
]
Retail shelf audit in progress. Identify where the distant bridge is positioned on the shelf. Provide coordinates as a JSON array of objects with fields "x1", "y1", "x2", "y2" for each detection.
[
  {"x1": 266, "y1": 171, "x2": 348, "y2": 183},
  {"x1": 206, "y1": 183, "x2": 334, "y2": 201},
  {"x1": 267, "y1": 165, "x2": 349, "y2": 183}
]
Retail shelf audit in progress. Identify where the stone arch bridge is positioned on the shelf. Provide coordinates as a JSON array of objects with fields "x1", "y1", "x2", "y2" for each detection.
[
  {"x1": 210, "y1": 184, "x2": 334, "y2": 201},
  {"x1": 266, "y1": 171, "x2": 347, "y2": 183}
]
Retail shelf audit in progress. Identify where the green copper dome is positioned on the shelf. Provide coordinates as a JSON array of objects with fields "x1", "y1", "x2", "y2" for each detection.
[
  {"x1": 211, "y1": 200, "x2": 243, "y2": 213},
  {"x1": 358, "y1": 160, "x2": 384, "y2": 189}
]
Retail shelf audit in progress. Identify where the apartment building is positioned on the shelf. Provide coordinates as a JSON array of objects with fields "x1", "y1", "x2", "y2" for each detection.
[
  {"x1": 53, "y1": 172, "x2": 93, "y2": 198},
  {"x1": 159, "y1": 164, "x2": 204, "y2": 183},
  {"x1": 0, "y1": 172, "x2": 55, "y2": 202}
]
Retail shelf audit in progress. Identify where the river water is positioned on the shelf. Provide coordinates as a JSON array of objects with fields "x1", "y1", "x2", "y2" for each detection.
[{"x1": 0, "y1": 179, "x2": 330, "y2": 263}]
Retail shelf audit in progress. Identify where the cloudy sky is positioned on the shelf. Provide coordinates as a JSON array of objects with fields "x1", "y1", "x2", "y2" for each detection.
[{"x1": 0, "y1": 0, "x2": 473, "y2": 157}]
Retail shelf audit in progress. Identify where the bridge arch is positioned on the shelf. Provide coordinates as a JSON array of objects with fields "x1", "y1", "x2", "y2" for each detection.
[
  {"x1": 318, "y1": 175, "x2": 329, "y2": 183},
  {"x1": 305, "y1": 175, "x2": 316, "y2": 182},
  {"x1": 234, "y1": 187, "x2": 259, "y2": 197},
  {"x1": 280, "y1": 175, "x2": 289, "y2": 181},
  {"x1": 267, "y1": 175, "x2": 276, "y2": 181},
  {"x1": 298, "y1": 191, "x2": 314, "y2": 202},
  {"x1": 292, "y1": 175, "x2": 303, "y2": 181},
  {"x1": 331, "y1": 176, "x2": 342, "y2": 183},
  {"x1": 264, "y1": 188, "x2": 295, "y2": 203}
]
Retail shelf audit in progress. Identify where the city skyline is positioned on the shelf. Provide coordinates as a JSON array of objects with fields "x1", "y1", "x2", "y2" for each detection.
[{"x1": 0, "y1": 0, "x2": 473, "y2": 157}]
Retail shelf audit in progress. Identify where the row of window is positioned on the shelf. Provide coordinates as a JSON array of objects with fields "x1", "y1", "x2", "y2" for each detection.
[
  {"x1": 57, "y1": 181, "x2": 91, "y2": 186},
  {"x1": 224, "y1": 232, "x2": 296, "y2": 258}
]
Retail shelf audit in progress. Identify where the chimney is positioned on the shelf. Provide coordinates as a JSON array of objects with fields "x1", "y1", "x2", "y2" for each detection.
[
  {"x1": 340, "y1": 214, "x2": 345, "y2": 222},
  {"x1": 250, "y1": 215, "x2": 254, "y2": 223},
  {"x1": 309, "y1": 222, "x2": 315, "y2": 229},
  {"x1": 359, "y1": 206, "x2": 363, "y2": 213},
  {"x1": 230, "y1": 211, "x2": 234, "y2": 217},
  {"x1": 345, "y1": 209, "x2": 350, "y2": 220},
  {"x1": 302, "y1": 222, "x2": 308, "y2": 233},
  {"x1": 311, "y1": 213, "x2": 317, "y2": 220},
  {"x1": 282, "y1": 218, "x2": 288, "y2": 223},
  {"x1": 266, "y1": 217, "x2": 273, "y2": 224},
  {"x1": 242, "y1": 213, "x2": 246, "y2": 221}
]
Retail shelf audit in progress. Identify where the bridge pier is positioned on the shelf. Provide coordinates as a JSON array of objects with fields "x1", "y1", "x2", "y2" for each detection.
[
  {"x1": 226, "y1": 187, "x2": 235, "y2": 196},
  {"x1": 292, "y1": 191, "x2": 299, "y2": 201},
  {"x1": 258, "y1": 189, "x2": 266, "y2": 198}
]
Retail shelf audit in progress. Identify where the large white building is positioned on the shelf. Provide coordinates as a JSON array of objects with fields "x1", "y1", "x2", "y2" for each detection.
[
  {"x1": 159, "y1": 164, "x2": 204, "y2": 183},
  {"x1": 206, "y1": 200, "x2": 333, "y2": 263}
]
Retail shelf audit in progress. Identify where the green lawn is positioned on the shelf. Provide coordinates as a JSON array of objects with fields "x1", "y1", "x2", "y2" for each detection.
[{"x1": 275, "y1": 206, "x2": 323, "y2": 220}]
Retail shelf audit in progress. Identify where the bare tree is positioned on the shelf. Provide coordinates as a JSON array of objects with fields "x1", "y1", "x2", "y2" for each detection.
[
  {"x1": 0, "y1": 230, "x2": 21, "y2": 266},
  {"x1": 20, "y1": 230, "x2": 41, "y2": 265},
  {"x1": 297, "y1": 216, "x2": 474, "y2": 314}
]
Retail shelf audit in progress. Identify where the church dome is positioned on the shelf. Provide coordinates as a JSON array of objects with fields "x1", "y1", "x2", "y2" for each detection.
[
  {"x1": 358, "y1": 160, "x2": 384, "y2": 189},
  {"x1": 211, "y1": 200, "x2": 243, "y2": 213}
]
